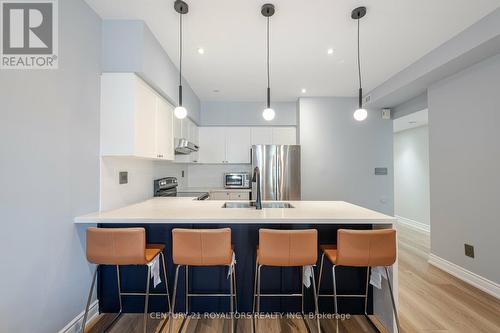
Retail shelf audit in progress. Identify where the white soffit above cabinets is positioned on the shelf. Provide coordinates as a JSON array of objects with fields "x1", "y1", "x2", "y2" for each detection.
[
  {"x1": 85, "y1": 0, "x2": 500, "y2": 101},
  {"x1": 394, "y1": 109, "x2": 428, "y2": 133}
]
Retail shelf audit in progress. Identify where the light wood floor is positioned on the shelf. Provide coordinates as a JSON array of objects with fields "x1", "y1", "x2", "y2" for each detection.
[
  {"x1": 86, "y1": 224, "x2": 500, "y2": 333},
  {"x1": 397, "y1": 223, "x2": 500, "y2": 333}
]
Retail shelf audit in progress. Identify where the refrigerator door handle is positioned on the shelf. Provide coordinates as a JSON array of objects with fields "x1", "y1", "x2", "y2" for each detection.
[{"x1": 275, "y1": 154, "x2": 280, "y2": 200}]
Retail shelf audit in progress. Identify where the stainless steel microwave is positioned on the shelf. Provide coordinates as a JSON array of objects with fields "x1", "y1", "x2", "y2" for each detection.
[{"x1": 224, "y1": 172, "x2": 250, "y2": 189}]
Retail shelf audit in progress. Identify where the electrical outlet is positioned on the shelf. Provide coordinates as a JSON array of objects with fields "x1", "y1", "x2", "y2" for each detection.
[
  {"x1": 119, "y1": 171, "x2": 128, "y2": 184},
  {"x1": 464, "y1": 244, "x2": 474, "y2": 258}
]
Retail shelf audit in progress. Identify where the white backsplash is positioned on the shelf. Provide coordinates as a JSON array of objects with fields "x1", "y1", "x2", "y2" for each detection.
[
  {"x1": 187, "y1": 164, "x2": 252, "y2": 188},
  {"x1": 100, "y1": 157, "x2": 188, "y2": 211}
]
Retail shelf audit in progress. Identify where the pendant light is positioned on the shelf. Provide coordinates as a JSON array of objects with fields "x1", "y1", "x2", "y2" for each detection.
[
  {"x1": 174, "y1": 0, "x2": 188, "y2": 119},
  {"x1": 352, "y1": 7, "x2": 367, "y2": 122},
  {"x1": 261, "y1": 4, "x2": 275, "y2": 121}
]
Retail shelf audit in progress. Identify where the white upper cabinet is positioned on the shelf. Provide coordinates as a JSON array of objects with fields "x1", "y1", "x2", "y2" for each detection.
[
  {"x1": 133, "y1": 78, "x2": 157, "y2": 158},
  {"x1": 226, "y1": 127, "x2": 252, "y2": 163},
  {"x1": 251, "y1": 127, "x2": 273, "y2": 145},
  {"x1": 198, "y1": 127, "x2": 226, "y2": 163},
  {"x1": 173, "y1": 116, "x2": 182, "y2": 139},
  {"x1": 272, "y1": 127, "x2": 297, "y2": 145},
  {"x1": 155, "y1": 98, "x2": 174, "y2": 160},
  {"x1": 100, "y1": 73, "x2": 175, "y2": 160},
  {"x1": 198, "y1": 126, "x2": 297, "y2": 164}
]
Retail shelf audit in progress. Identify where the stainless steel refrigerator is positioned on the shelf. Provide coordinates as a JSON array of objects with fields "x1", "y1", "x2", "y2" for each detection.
[{"x1": 251, "y1": 145, "x2": 301, "y2": 200}]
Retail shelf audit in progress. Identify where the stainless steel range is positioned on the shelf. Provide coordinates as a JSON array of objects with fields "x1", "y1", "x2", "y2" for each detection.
[{"x1": 153, "y1": 177, "x2": 209, "y2": 200}]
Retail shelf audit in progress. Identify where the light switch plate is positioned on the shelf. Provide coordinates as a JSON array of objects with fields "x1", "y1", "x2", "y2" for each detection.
[
  {"x1": 375, "y1": 167, "x2": 388, "y2": 175},
  {"x1": 119, "y1": 171, "x2": 128, "y2": 184}
]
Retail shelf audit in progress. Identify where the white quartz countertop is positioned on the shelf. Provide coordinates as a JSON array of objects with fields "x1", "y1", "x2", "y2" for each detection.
[{"x1": 74, "y1": 198, "x2": 396, "y2": 224}]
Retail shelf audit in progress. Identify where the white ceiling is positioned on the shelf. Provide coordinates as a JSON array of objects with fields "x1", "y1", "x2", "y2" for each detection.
[
  {"x1": 394, "y1": 109, "x2": 428, "y2": 133},
  {"x1": 85, "y1": 0, "x2": 500, "y2": 102}
]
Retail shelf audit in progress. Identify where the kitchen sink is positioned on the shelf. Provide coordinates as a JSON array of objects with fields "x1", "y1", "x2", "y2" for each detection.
[{"x1": 222, "y1": 201, "x2": 294, "y2": 209}]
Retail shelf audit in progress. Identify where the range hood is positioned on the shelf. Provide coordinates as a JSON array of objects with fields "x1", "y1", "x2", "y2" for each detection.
[{"x1": 175, "y1": 138, "x2": 199, "y2": 154}]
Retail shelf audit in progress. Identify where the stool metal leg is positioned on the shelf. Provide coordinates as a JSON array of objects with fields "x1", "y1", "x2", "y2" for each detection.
[
  {"x1": 230, "y1": 264, "x2": 235, "y2": 333},
  {"x1": 256, "y1": 265, "x2": 262, "y2": 314},
  {"x1": 185, "y1": 265, "x2": 189, "y2": 315},
  {"x1": 143, "y1": 265, "x2": 151, "y2": 333},
  {"x1": 252, "y1": 259, "x2": 258, "y2": 313},
  {"x1": 232, "y1": 264, "x2": 238, "y2": 312},
  {"x1": 332, "y1": 265, "x2": 338, "y2": 315},
  {"x1": 116, "y1": 266, "x2": 123, "y2": 312},
  {"x1": 311, "y1": 266, "x2": 321, "y2": 333},
  {"x1": 81, "y1": 265, "x2": 99, "y2": 333},
  {"x1": 170, "y1": 265, "x2": 182, "y2": 333},
  {"x1": 384, "y1": 267, "x2": 401, "y2": 333},
  {"x1": 317, "y1": 252, "x2": 325, "y2": 301},
  {"x1": 160, "y1": 252, "x2": 172, "y2": 314},
  {"x1": 364, "y1": 266, "x2": 370, "y2": 315},
  {"x1": 301, "y1": 266, "x2": 305, "y2": 314}
]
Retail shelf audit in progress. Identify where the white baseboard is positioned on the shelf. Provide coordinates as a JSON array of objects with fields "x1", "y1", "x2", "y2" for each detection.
[
  {"x1": 396, "y1": 215, "x2": 430, "y2": 233},
  {"x1": 58, "y1": 300, "x2": 99, "y2": 333},
  {"x1": 428, "y1": 253, "x2": 500, "y2": 300}
]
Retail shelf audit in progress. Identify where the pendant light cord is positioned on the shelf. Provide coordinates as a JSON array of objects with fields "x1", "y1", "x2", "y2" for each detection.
[
  {"x1": 357, "y1": 18, "x2": 362, "y2": 90},
  {"x1": 267, "y1": 17, "x2": 270, "y2": 90},
  {"x1": 179, "y1": 13, "x2": 183, "y2": 86}
]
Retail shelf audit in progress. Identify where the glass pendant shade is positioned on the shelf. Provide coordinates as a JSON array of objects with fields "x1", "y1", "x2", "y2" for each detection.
[
  {"x1": 353, "y1": 108, "x2": 367, "y2": 121},
  {"x1": 174, "y1": 106, "x2": 187, "y2": 119},
  {"x1": 262, "y1": 107, "x2": 275, "y2": 121}
]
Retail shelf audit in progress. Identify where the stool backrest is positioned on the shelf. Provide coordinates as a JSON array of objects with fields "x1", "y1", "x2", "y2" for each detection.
[
  {"x1": 172, "y1": 228, "x2": 232, "y2": 266},
  {"x1": 336, "y1": 229, "x2": 396, "y2": 267},
  {"x1": 86, "y1": 227, "x2": 147, "y2": 265},
  {"x1": 259, "y1": 229, "x2": 317, "y2": 266}
]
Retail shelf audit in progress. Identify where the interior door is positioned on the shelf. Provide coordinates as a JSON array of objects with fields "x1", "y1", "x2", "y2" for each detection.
[
  {"x1": 252, "y1": 145, "x2": 277, "y2": 200},
  {"x1": 277, "y1": 145, "x2": 301, "y2": 200}
]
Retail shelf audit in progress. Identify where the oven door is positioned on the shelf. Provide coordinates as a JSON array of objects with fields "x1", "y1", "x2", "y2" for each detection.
[{"x1": 224, "y1": 174, "x2": 244, "y2": 188}]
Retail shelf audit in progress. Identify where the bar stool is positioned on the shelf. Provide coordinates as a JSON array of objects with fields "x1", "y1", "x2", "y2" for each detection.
[
  {"x1": 317, "y1": 229, "x2": 400, "y2": 333},
  {"x1": 171, "y1": 228, "x2": 237, "y2": 333},
  {"x1": 253, "y1": 229, "x2": 320, "y2": 333},
  {"x1": 81, "y1": 227, "x2": 171, "y2": 333}
]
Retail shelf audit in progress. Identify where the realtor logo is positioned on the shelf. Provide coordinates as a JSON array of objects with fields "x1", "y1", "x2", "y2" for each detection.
[{"x1": 1, "y1": 0, "x2": 58, "y2": 69}]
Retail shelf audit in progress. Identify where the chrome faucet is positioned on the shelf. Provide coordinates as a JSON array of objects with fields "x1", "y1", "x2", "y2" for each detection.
[{"x1": 252, "y1": 166, "x2": 262, "y2": 210}]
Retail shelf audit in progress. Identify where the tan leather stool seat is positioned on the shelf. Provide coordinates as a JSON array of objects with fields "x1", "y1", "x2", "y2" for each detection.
[
  {"x1": 172, "y1": 228, "x2": 233, "y2": 266},
  {"x1": 145, "y1": 245, "x2": 164, "y2": 262},
  {"x1": 324, "y1": 249, "x2": 338, "y2": 264},
  {"x1": 320, "y1": 244, "x2": 336, "y2": 251},
  {"x1": 257, "y1": 229, "x2": 317, "y2": 266},
  {"x1": 86, "y1": 228, "x2": 165, "y2": 265}
]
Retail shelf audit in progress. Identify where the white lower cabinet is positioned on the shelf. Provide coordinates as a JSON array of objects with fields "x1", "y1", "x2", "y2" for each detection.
[
  {"x1": 100, "y1": 73, "x2": 175, "y2": 160},
  {"x1": 229, "y1": 192, "x2": 250, "y2": 200},
  {"x1": 210, "y1": 191, "x2": 250, "y2": 200}
]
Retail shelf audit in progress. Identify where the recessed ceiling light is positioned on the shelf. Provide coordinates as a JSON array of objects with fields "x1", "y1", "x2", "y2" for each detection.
[
  {"x1": 197, "y1": 47, "x2": 205, "y2": 54},
  {"x1": 213, "y1": 89, "x2": 220, "y2": 93},
  {"x1": 327, "y1": 48, "x2": 334, "y2": 55},
  {"x1": 301, "y1": 88, "x2": 307, "y2": 93}
]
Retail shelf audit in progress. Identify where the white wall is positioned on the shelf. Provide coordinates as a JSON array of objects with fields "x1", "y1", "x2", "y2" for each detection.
[
  {"x1": 100, "y1": 158, "x2": 188, "y2": 211},
  {"x1": 428, "y1": 53, "x2": 500, "y2": 284},
  {"x1": 0, "y1": 1, "x2": 101, "y2": 332},
  {"x1": 102, "y1": 20, "x2": 201, "y2": 124},
  {"x1": 299, "y1": 97, "x2": 394, "y2": 215},
  {"x1": 186, "y1": 164, "x2": 252, "y2": 188},
  {"x1": 394, "y1": 126, "x2": 431, "y2": 226},
  {"x1": 200, "y1": 101, "x2": 297, "y2": 126}
]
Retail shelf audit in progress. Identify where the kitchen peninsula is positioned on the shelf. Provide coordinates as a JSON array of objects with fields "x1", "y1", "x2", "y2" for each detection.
[{"x1": 75, "y1": 198, "x2": 397, "y2": 331}]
